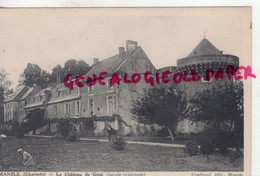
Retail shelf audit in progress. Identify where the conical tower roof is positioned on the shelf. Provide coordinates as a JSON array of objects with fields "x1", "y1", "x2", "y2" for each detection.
[{"x1": 187, "y1": 38, "x2": 222, "y2": 57}]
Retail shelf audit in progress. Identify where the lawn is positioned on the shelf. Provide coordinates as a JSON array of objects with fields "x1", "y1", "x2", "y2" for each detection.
[{"x1": 0, "y1": 136, "x2": 243, "y2": 171}]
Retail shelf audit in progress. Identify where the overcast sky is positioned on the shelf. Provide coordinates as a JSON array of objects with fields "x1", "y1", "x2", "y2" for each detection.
[{"x1": 0, "y1": 8, "x2": 251, "y2": 88}]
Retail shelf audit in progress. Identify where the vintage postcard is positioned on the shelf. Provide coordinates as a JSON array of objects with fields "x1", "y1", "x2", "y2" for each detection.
[{"x1": 0, "y1": 8, "x2": 252, "y2": 176}]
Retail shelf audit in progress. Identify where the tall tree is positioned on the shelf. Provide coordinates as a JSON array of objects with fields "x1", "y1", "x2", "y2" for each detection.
[
  {"x1": 186, "y1": 80, "x2": 243, "y2": 132},
  {"x1": 0, "y1": 68, "x2": 13, "y2": 96},
  {"x1": 63, "y1": 59, "x2": 78, "y2": 77},
  {"x1": 63, "y1": 59, "x2": 90, "y2": 78},
  {"x1": 20, "y1": 63, "x2": 50, "y2": 88},
  {"x1": 131, "y1": 85, "x2": 186, "y2": 141},
  {"x1": 51, "y1": 64, "x2": 63, "y2": 83},
  {"x1": 0, "y1": 68, "x2": 14, "y2": 123},
  {"x1": 0, "y1": 87, "x2": 5, "y2": 123},
  {"x1": 77, "y1": 60, "x2": 91, "y2": 76}
]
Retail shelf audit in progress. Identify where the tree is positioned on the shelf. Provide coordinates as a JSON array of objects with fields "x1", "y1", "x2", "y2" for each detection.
[
  {"x1": 63, "y1": 59, "x2": 90, "y2": 78},
  {"x1": 63, "y1": 59, "x2": 78, "y2": 77},
  {"x1": 50, "y1": 64, "x2": 64, "y2": 84},
  {"x1": 0, "y1": 68, "x2": 14, "y2": 123},
  {"x1": 186, "y1": 80, "x2": 243, "y2": 132},
  {"x1": 77, "y1": 60, "x2": 91, "y2": 76},
  {"x1": 20, "y1": 63, "x2": 51, "y2": 88},
  {"x1": 24, "y1": 108, "x2": 46, "y2": 134},
  {"x1": 131, "y1": 85, "x2": 186, "y2": 141},
  {"x1": 0, "y1": 87, "x2": 5, "y2": 124},
  {"x1": 0, "y1": 68, "x2": 13, "y2": 96}
]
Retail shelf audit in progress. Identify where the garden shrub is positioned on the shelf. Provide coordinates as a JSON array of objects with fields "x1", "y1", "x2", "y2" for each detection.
[
  {"x1": 24, "y1": 108, "x2": 46, "y2": 134},
  {"x1": 229, "y1": 148, "x2": 243, "y2": 162},
  {"x1": 214, "y1": 131, "x2": 235, "y2": 155},
  {"x1": 10, "y1": 121, "x2": 30, "y2": 137},
  {"x1": 185, "y1": 141, "x2": 199, "y2": 156},
  {"x1": 155, "y1": 127, "x2": 169, "y2": 137},
  {"x1": 58, "y1": 119, "x2": 77, "y2": 139},
  {"x1": 125, "y1": 130, "x2": 134, "y2": 137},
  {"x1": 111, "y1": 137, "x2": 126, "y2": 151},
  {"x1": 67, "y1": 130, "x2": 78, "y2": 142},
  {"x1": 197, "y1": 130, "x2": 215, "y2": 160}
]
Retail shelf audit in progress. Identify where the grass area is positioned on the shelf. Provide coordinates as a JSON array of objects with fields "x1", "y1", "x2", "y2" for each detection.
[
  {"x1": 0, "y1": 136, "x2": 243, "y2": 171},
  {"x1": 86, "y1": 136, "x2": 188, "y2": 144}
]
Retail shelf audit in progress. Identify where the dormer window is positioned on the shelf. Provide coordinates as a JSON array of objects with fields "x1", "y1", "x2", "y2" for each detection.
[
  {"x1": 107, "y1": 79, "x2": 113, "y2": 89},
  {"x1": 89, "y1": 85, "x2": 93, "y2": 92}
]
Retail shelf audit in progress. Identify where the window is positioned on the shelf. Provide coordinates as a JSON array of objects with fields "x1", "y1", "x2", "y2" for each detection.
[
  {"x1": 58, "y1": 91, "x2": 61, "y2": 97},
  {"x1": 40, "y1": 96, "x2": 43, "y2": 101},
  {"x1": 75, "y1": 101, "x2": 80, "y2": 115},
  {"x1": 89, "y1": 85, "x2": 93, "y2": 92},
  {"x1": 107, "y1": 79, "x2": 113, "y2": 89},
  {"x1": 69, "y1": 88, "x2": 72, "y2": 95},
  {"x1": 53, "y1": 105, "x2": 57, "y2": 116},
  {"x1": 65, "y1": 103, "x2": 70, "y2": 116},
  {"x1": 89, "y1": 99, "x2": 94, "y2": 115},
  {"x1": 107, "y1": 96, "x2": 114, "y2": 115}
]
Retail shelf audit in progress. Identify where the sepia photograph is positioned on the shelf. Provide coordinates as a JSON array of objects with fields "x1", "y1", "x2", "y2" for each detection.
[{"x1": 0, "y1": 7, "x2": 252, "y2": 175}]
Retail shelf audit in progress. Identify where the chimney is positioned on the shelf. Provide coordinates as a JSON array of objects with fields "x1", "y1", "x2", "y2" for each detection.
[
  {"x1": 126, "y1": 40, "x2": 138, "y2": 56},
  {"x1": 118, "y1": 47, "x2": 125, "y2": 57},
  {"x1": 93, "y1": 58, "x2": 99, "y2": 65}
]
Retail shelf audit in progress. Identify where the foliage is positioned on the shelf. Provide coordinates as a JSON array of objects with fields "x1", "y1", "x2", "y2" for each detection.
[
  {"x1": 196, "y1": 127, "x2": 242, "y2": 159},
  {"x1": 50, "y1": 64, "x2": 63, "y2": 84},
  {"x1": 0, "y1": 69, "x2": 14, "y2": 123},
  {"x1": 111, "y1": 137, "x2": 127, "y2": 151},
  {"x1": 82, "y1": 118, "x2": 96, "y2": 136},
  {"x1": 229, "y1": 148, "x2": 243, "y2": 162},
  {"x1": 19, "y1": 59, "x2": 90, "y2": 88},
  {"x1": 154, "y1": 127, "x2": 170, "y2": 137},
  {"x1": 186, "y1": 81, "x2": 244, "y2": 158},
  {"x1": 0, "y1": 87, "x2": 4, "y2": 123},
  {"x1": 24, "y1": 108, "x2": 46, "y2": 134},
  {"x1": 187, "y1": 81, "x2": 243, "y2": 132},
  {"x1": 185, "y1": 141, "x2": 199, "y2": 156},
  {"x1": 197, "y1": 130, "x2": 215, "y2": 160},
  {"x1": 67, "y1": 130, "x2": 78, "y2": 142},
  {"x1": 57, "y1": 119, "x2": 77, "y2": 139},
  {"x1": 0, "y1": 68, "x2": 13, "y2": 96},
  {"x1": 131, "y1": 84, "x2": 186, "y2": 141},
  {"x1": 19, "y1": 63, "x2": 51, "y2": 88},
  {"x1": 9, "y1": 121, "x2": 30, "y2": 137},
  {"x1": 214, "y1": 131, "x2": 235, "y2": 154},
  {"x1": 62, "y1": 59, "x2": 91, "y2": 79}
]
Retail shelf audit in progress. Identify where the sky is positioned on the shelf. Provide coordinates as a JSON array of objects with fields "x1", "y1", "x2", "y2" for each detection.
[{"x1": 0, "y1": 8, "x2": 251, "y2": 89}]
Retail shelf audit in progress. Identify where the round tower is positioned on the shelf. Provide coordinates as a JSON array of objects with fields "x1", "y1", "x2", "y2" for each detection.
[{"x1": 176, "y1": 38, "x2": 240, "y2": 134}]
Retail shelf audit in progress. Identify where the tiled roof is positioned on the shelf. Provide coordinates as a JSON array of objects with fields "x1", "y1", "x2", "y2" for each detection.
[
  {"x1": 24, "y1": 87, "x2": 52, "y2": 109},
  {"x1": 85, "y1": 54, "x2": 127, "y2": 77},
  {"x1": 48, "y1": 95, "x2": 80, "y2": 105},
  {"x1": 32, "y1": 87, "x2": 52, "y2": 97},
  {"x1": 188, "y1": 38, "x2": 222, "y2": 57},
  {"x1": 4, "y1": 86, "x2": 28, "y2": 102},
  {"x1": 20, "y1": 87, "x2": 35, "y2": 100}
]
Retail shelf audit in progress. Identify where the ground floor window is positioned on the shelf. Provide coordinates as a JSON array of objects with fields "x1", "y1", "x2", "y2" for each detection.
[{"x1": 65, "y1": 103, "x2": 70, "y2": 116}]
